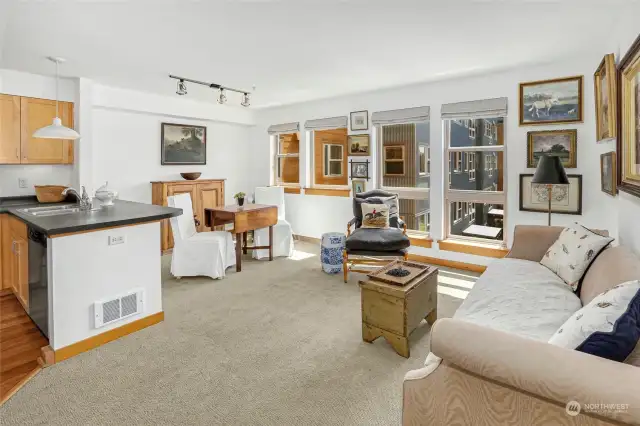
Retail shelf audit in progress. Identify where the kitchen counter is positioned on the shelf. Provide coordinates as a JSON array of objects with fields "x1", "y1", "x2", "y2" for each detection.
[
  {"x1": 7, "y1": 199, "x2": 182, "y2": 237},
  {"x1": 0, "y1": 195, "x2": 54, "y2": 212}
]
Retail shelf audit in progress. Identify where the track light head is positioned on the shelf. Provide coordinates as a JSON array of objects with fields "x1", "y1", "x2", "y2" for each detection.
[
  {"x1": 217, "y1": 88, "x2": 227, "y2": 104},
  {"x1": 176, "y1": 80, "x2": 187, "y2": 96},
  {"x1": 241, "y1": 92, "x2": 250, "y2": 107}
]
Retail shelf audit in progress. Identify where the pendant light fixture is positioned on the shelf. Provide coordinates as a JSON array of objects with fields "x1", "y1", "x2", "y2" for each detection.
[{"x1": 32, "y1": 57, "x2": 81, "y2": 140}]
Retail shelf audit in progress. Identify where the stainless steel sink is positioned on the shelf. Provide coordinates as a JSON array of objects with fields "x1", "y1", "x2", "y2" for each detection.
[{"x1": 18, "y1": 204, "x2": 102, "y2": 217}]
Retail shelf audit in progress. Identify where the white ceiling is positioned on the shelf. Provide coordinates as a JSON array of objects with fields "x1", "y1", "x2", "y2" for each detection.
[{"x1": 1, "y1": 0, "x2": 637, "y2": 108}]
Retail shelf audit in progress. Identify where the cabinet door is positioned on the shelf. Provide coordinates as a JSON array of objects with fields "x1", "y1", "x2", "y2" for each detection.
[
  {"x1": 196, "y1": 182, "x2": 224, "y2": 232},
  {"x1": 1, "y1": 215, "x2": 12, "y2": 290},
  {"x1": 166, "y1": 183, "x2": 198, "y2": 248},
  {"x1": 0, "y1": 95, "x2": 21, "y2": 164},
  {"x1": 20, "y1": 97, "x2": 75, "y2": 164},
  {"x1": 13, "y1": 238, "x2": 28, "y2": 309}
]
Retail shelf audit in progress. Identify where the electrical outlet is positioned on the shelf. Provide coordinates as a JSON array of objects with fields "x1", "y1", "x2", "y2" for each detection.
[
  {"x1": 18, "y1": 178, "x2": 27, "y2": 189},
  {"x1": 108, "y1": 235, "x2": 126, "y2": 246}
]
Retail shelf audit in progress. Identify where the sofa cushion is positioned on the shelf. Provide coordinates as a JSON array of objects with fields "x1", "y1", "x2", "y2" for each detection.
[
  {"x1": 626, "y1": 342, "x2": 640, "y2": 367},
  {"x1": 580, "y1": 246, "x2": 640, "y2": 306},
  {"x1": 353, "y1": 194, "x2": 400, "y2": 228},
  {"x1": 454, "y1": 258, "x2": 582, "y2": 341},
  {"x1": 345, "y1": 227, "x2": 410, "y2": 252},
  {"x1": 540, "y1": 224, "x2": 613, "y2": 291},
  {"x1": 549, "y1": 281, "x2": 640, "y2": 362}
]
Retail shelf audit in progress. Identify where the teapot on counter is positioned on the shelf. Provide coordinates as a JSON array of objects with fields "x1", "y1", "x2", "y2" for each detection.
[{"x1": 95, "y1": 181, "x2": 118, "y2": 206}]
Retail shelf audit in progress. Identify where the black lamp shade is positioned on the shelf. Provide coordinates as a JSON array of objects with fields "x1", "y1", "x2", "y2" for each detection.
[{"x1": 531, "y1": 155, "x2": 569, "y2": 185}]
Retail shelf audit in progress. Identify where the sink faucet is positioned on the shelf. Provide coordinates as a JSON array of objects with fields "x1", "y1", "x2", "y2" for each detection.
[{"x1": 62, "y1": 186, "x2": 92, "y2": 211}]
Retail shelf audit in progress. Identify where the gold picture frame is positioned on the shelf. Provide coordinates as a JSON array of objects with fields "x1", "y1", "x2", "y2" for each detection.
[
  {"x1": 351, "y1": 179, "x2": 366, "y2": 195},
  {"x1": 617, "y1": 34, "x2": 640, "y2": 198},
  {"x1": 348, "y1": 134, "x2": 370, "y2": 156},
  {"x1": 527, "y1": 129, "x2": 577, "y2": 168},
  {"x1": 601, "y1": 151, "x2": 617, "y2": 196},
  {"x1": 594, "y1": 54, "x2": 618, "y2": 141},
  {"x1": 519, "y1": 76, "x2": 583, "y2": 126}
]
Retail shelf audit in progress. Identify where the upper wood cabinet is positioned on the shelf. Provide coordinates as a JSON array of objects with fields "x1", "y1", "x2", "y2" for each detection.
[
  {"x1": 152, "y1": 179, "x2": 226, "y2": 251},
  {"x1": 0, "y1": 95, "x2": 21, "y2": 164},
  {"x1": 0, "y1": 94, "x2": 75, "y2": 165}
]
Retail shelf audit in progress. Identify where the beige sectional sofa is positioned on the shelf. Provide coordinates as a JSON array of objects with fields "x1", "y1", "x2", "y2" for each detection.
[{"x1": 403, "y1": 225, "x2": 640, "y2": 426}]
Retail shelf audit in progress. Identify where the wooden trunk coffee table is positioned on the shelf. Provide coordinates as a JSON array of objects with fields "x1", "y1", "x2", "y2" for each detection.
[{"x1": 358, "y1": 263, "x2": 438, "y2": 358}]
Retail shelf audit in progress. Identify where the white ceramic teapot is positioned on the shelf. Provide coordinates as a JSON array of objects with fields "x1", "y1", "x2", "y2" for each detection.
[{"x1": 95, "y1": 181, "x2": 118, "y2": 206}]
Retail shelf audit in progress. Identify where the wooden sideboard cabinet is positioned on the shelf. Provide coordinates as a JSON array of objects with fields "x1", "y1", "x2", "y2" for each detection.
[
  {"x1": 151, "y1": 179, "x2": 225, "y2": 251},
  {"x1": 0, "y1": 214, "x2": 29, "y2": 309},
  {"x1": 0, "y1": 94, "x2": 75, "y2": 165}
]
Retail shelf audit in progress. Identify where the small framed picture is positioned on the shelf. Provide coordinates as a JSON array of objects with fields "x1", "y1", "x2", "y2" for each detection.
[
  {"x1": 350, "y1": 160, "x2": 370, "y2": 180},
  {"x1": 527, "y1": 129, "x2": 577, "y2": 168},
  {"x1": 519, "y1": 174, "x2": 582, "y2": 215},
  {"x1": 352, "y1": 179, "x2": 366, "y2": 195},
  {"x1": 350, "y1": 110, "x2": 368, "y2": 131},
  {"x1": 348, "y1": 134, "x2": 370, "y2": 156},
  {"x1": 519, "y1": 76, "x2": 583, "y2": 126},
  {"x1": 600, "y1": 151, "x2": 617, "y2": 196}
]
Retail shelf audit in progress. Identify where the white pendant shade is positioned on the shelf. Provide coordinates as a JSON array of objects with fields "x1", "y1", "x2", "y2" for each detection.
[{"x1": 33, "y1": 117, "x2": 80, "y2": 139}]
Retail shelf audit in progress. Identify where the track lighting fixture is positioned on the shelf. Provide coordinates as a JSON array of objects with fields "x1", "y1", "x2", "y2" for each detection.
[
  {"x1": 168, "y1": 75, "x2": 253, "y2": 107},
  {"x1": 241, "y1": 92, "x2": 250, "y2": 107},
  {"x1": 176, "y1": 79, "x2": 187, "y2": 96},
  {"x1": 217, "y1": 88, "x2": 227, "y2": 104}
]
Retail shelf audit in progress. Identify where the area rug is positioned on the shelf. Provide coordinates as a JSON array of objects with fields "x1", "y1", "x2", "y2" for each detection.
[{"x1": 0, "y1": 242, "x2": 476, "y2": 426}]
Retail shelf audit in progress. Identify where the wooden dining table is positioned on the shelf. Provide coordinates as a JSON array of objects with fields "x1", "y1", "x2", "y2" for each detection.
[{"x1": 204, "y1": 204, "x2": 278, "y2": 272}]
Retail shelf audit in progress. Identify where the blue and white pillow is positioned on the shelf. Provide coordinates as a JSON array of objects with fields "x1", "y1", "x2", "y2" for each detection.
[{"x1": 548, "y1": 280, "x2": 640, "y2": 362}]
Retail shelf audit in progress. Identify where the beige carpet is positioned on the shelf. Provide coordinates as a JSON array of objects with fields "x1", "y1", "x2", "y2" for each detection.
[{"x1": 0, "y1": 242, "x2": 477, "y2": 426}]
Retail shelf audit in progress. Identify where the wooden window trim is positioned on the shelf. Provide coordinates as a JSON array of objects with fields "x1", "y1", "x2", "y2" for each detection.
[
  {"x1": 383, "y1": 145, "x2": 406, "y2": 177},
  {"x1": 408, "y1": 232, "x2": 433, "y2": 248},
  {"x1": 304, "y1": 187, "x2": 350, "y2": 197},
  {"x1": 408, "y1": 253, "x2": 486, "y2": 274},
  {"x1": 437, "y1": 238, "x2": 508, "y2": 259}
]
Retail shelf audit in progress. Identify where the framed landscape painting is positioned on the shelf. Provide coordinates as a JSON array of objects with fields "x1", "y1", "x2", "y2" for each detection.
[
  {"x1": 519, "y1": 76, "x2": 583, "y2": 125},
  {"x1": 527, "y1": 129, "x2": 577, "y2": 168},
  {"x1": 519, "y1": 174, "x2": 582, "y2": 215},
  {"x1": 601, "y1": 151, "x2": 617, "y2": 196},
  {"x1": 617, "y1": 33, "x2": 640, "y2": 198},
  {"x1": 161, "y1": 123, "x2": 206, "y2": 165},
  {"x1": 594, "y1": 54, "x2": 617, "y2": 141},
  {"x1": 348, "y1": 134, "x2": 370, "y2": 156}
]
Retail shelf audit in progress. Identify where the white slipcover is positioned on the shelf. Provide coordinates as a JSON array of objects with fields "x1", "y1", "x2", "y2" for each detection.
[
  {"x1": 252, "y1": 187, "x2": 294, "y2": 259},
  {"x1": 168, "y1": 193, "x2": 236, "y2": 279}
]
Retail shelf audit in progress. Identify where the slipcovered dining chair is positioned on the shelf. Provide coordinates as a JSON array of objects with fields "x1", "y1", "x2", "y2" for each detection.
[
  {"x1": 168, "y1": 193, "x2": 235, "y2": 279},
  {"x1": 253, "y1": 186, "x2": 294, "y2": 259}
]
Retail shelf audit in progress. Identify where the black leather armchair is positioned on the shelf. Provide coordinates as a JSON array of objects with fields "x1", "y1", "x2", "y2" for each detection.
[{"x1": 342, "y1": 190, "x2": 411, "y2": 282}]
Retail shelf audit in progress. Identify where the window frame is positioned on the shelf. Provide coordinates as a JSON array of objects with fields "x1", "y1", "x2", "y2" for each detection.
[
  {"x1": 383, "y1": 145, "x2": 406, "y2": 177},
  {"x1": 468, "y1": 152, "x2": 476, "y2": 181},
  {"x1": 444, "y1": 118, "x2": 506, "y2": 246},
  {"x1": 322, "y1": 143, "x2": 344, "y2": 177},
  {"x1": 273, "y1": 132, "x2": 300, "y2": 186},
  {"x1": 468, "y1": 120, "x2": 476, "y2": 139},
  {"x1": 418, "y1": 145, "x2": 428, "y2": 176}
]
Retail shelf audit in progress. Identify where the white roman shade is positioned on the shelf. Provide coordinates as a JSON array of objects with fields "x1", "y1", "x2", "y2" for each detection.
[
  {"x1": 441, "y1": 97, "x2": 508, "y2": 119},
  {"x1": 267, "y1": 122, "x2": 299, "y2": 135},
  {"x1": 304, "y1": 116, "x2": 348, "y2": 130},
  {"x1": 371, "y1": 106, "x2": 430, "y2": 125}
]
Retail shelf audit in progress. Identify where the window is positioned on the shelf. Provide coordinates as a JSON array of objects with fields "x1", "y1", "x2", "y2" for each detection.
[
  {"x1": 444, "y1": 114, "x2": 506, "y2": 244},
  {"x1": 274, "y1": 133, "x2": 300, "y2": 185},
  {"x1": 323, "y1": 144, "x2": 343, "y2": 177},
  {"x1": 312, "y1": 128, "x2": 348, "y2": 186},
  {"x1": 376, "y1": 115, "x2": 430, "y2": 235},
  {"x1": 384, "y1": 146, "x2": 405, "y2": 176},
  {"x1": 468, "y1": 153, "x2": 476, "y2": 181},
  {"x1": 418, "y1": 145, "x2": 428, "y2": 176},
  {"x1": 453, "y1": 152, "x2": 462, "y2": 172},
  {"x1": 416, "y1": 211, "x2": 430, "y2": 233}
]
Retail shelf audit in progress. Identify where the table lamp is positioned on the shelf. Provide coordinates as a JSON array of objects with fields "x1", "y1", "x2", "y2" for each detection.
[{"x1": 531, "y1": 155, "x2": 569, "y2": 226}]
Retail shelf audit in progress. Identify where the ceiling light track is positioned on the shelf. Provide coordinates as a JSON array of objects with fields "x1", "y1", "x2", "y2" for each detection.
[{"x1": 169, "y1": 74, "x2": 252, "y2": 107}]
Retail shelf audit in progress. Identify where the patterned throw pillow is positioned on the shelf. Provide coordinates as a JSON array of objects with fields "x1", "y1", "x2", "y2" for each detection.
[
  {"x1": 549, "y1": 281, "x2": 640, "y2": 362},
  {"x1": 360, "y1": 203, "x2": 389, "y2": 229},
  {"x1": 540, "y1": 224, "x2": 613, "y2": 291}
]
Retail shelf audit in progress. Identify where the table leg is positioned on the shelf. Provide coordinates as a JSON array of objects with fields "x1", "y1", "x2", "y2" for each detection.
[
  {"x1": 242, "y1": 232, "x2": 248, "y2": 255},
  {"x1": 269, "y1": 225, "x2": 273, "y2": 261},
  {"x1": 235, "y1": 232, "x2": 242, "y2": 272}
]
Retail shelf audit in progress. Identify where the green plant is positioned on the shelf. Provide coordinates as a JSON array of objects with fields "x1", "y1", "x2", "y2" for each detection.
[{"x1": 233, "y1": 192, "x2": 246, "y2": 199}]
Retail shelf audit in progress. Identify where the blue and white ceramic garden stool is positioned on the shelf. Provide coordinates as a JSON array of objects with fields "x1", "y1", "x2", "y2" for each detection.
[{"x1": 321, "y1": 232, "x2": 346, "y2": 274}]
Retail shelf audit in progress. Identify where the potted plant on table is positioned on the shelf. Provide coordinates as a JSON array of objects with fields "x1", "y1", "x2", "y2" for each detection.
[{"x1": 234, "y1": 192, "x2": 246, "y2": 207}]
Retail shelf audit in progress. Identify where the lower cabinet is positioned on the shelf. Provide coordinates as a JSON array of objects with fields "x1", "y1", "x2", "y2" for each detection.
[{"x1": 1, "y1": 214, "x2": 29, "y2": 309}]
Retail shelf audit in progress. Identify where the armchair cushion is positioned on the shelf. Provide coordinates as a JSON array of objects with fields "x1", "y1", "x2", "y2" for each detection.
[{"x1": 345, "y1": 227, "x2": 410, "y2": 252}]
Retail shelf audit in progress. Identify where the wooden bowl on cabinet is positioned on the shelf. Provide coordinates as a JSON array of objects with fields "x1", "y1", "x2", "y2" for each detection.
[{"x1": 180, "y1": 172, "x2": 202, "y2": 181}]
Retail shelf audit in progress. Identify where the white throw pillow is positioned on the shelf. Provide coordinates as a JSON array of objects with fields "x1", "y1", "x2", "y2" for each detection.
[
  {"x1": 549, "y1": 281, "x2": 640, "y2": 362},
  {"x1": 360, "y1": 203, "x2": 389, "y2": 229},
  {"x1": 540, "y1": 224, "x2": 613, "y2": 291}
]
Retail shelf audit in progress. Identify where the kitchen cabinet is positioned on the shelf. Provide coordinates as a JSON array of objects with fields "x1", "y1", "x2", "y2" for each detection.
[
  {"x1": 1, "y1": 215, "x2": 29, "y2": 309},
  {"x1": 151, "y1": 179, "x2": 225, "y2": 251},
  {"x1": 0, "y1": 94, "x2": 75, "y2": 165}
]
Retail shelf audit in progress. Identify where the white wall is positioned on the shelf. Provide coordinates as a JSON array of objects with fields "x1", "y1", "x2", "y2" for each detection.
[
  {"x1": 0, "y1": 69, "x2": 77, "y2": 196},
  {"x1": 49, "y1": 222, "x2": 162, "y2": 349},
  {"x1": 252, "y1": 52, "x2": 618, "y2": 265}
]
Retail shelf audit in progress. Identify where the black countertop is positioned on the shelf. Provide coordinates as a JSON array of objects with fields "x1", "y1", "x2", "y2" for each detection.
[{"x1": 3, "y1": 197, "x2": 182, "y2": 237}]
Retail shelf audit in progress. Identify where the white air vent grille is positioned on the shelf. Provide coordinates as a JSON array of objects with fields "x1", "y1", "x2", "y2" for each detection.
[{"x1": 94, "y1": 289, "x2": 144, "y2": 328}]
